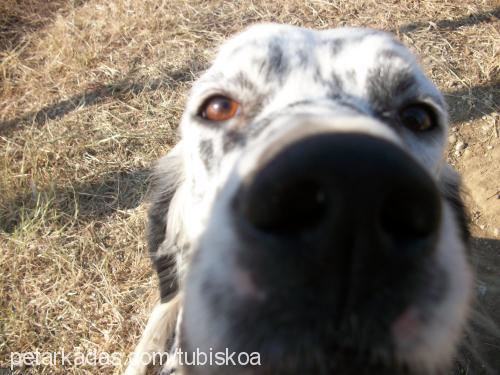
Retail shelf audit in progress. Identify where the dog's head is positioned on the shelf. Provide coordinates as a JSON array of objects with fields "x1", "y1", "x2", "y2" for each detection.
[{"x1": 149, "y1": 24, "x2": 472, "y2": 374}]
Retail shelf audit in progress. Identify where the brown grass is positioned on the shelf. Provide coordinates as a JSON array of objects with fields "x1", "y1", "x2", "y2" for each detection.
[{"x1": 0, "y1": 0, "x2": 499, "y2": 374}]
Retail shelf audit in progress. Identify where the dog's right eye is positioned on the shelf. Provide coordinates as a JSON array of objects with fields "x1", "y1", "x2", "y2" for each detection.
[{"x1": 198, "y1": 95, "x2": 240, "y2": 122}]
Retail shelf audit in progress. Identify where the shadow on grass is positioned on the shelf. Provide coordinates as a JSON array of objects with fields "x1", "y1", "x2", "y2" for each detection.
[
  {"x1": 0, "y1": 0, "x2": 88, "y2": 52},
  {"x1": 395, "y1": 6, "x2": 499, "y2": 34},
  {"x1": 445, "y1": 81, "x2": 500, "y2": 124},
  {"x1": 0, "y1": 60, "x2": 201, "y2": 233},
  {"x1": 0, "y1": 168, "x2": 150, "y2": 233},
  {"x1": 0, "y1": 65, "x2": 197, "y2": 136}
]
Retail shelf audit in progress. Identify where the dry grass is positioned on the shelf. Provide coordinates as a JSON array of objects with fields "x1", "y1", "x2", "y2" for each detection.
[{"x1": 0, "y1": 0, "x2": 498, "y2": 374}]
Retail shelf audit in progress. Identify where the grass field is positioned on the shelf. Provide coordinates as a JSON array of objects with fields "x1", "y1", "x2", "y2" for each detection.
[{"x1": 0, "y1": 1, "x2": 499, "y2": 374}]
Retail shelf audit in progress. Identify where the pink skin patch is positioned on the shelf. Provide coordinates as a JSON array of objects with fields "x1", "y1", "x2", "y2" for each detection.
[
  {"x1": 231, "y1": 268, "x2": 267, "y2": 301},
  {"x1": 392, "y1": 306, "x2": 423, "y2": 348}
]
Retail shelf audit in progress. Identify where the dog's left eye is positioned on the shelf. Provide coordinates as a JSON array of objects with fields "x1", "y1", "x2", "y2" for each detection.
[
  {"x1": 199, "y1": 95, "x2": 240, "y2": 122},
  {"x1": 398, "y1": 104, "x2": 436, "y2": 132}
]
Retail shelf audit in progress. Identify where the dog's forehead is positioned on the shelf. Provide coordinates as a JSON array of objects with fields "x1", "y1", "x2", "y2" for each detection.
[
  {"x1": 190, "y1": 23, "x2": 443, "y2": 113},
  {"x1": 210, "y1": 24, "x2": 414, "y2": 88},
  {"x1": 216, "y1": 23, "x2": 391, "y2": 62}
]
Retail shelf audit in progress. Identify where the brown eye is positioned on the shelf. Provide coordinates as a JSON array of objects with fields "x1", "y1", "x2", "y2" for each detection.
[
  {"x1": 199, "y1": 95, "x2": 240, "y2": 122},
  {"x1": 399, "y1": 104, "x2": 436, "y2": 132}
]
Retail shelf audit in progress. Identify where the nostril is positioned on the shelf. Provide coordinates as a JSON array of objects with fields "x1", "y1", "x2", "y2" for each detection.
[
  {"x1": 379, "y1": 189, "x2": 441, "y2": 248},
  {"x1": 235, "y1": 133, "x2": 442, "y2": 260},
  {"x1": 240, "y1": 178, "x2": 328, "y2": 235}
]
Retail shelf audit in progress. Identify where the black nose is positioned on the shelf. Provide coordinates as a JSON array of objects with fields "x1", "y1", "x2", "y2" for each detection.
[
  {"x1": 235, "y1": 133, "x2": 441, "y2": 293},
  {"x1": 238, "y1": 132, "x2": 440, "y2": 241}
]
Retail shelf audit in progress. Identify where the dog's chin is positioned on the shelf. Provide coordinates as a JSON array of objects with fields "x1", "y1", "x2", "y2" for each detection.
[
  {"x1": 181, "y1": 244, "x2": 446, "y2": 375},
  {"x1": 180, "y1": 341, "x2": 424, "y2": 375},
  {"x1": 245, "y1": 355, "x2": 412, "y2": 375},
  {"x1": 180, "y1": 306, "x2": 437, "y2": 375}
]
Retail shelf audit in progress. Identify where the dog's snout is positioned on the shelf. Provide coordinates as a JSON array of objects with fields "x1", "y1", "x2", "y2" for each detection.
[{"x1": 236, "y1": 132, "x2": 441, "y2": 265}]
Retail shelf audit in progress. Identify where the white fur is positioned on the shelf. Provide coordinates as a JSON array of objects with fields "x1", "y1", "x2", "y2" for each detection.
[{"x1": 124, "y1": 295, "x2": 180, "y2": 375}]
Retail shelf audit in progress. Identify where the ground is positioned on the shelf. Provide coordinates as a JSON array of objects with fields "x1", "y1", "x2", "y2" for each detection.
[{"x1": 0, "y1": 1, "x2": 498, "y2": 374}]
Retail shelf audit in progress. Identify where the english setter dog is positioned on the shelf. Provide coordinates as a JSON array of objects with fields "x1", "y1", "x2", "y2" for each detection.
[{"x1": 125, "y1": 24, "x2": 472, "y2": 375}]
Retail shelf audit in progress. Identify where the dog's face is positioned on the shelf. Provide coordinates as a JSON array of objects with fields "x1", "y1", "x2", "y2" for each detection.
[{"x1": 151, "y1": 24, "x2": 472, "y2": 374}]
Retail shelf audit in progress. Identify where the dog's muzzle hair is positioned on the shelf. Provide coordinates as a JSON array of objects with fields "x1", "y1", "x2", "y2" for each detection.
[{"x1": 125, "y1": 24, "x2": 473, "y2": 375}]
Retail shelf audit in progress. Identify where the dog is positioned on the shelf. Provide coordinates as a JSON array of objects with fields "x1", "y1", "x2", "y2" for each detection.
[{"x1": 125, "y1": 23, "x2": 473, "y2": 375}]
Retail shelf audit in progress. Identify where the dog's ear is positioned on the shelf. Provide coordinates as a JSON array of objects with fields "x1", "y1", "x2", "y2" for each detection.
[
  {"x1": 438, "y1": 164, "x2": 470, "y2": 244},
  {"x1": 147, "y1": 143, "x2": 185, "y2": 302}
]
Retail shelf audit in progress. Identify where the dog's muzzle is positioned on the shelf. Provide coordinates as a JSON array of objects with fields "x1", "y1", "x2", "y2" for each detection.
[{"x1": 230, "y1": 132, "x2": 441, "y2": 355}]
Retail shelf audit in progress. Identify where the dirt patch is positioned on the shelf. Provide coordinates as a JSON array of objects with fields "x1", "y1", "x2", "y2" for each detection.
[{"x1": 451, "y1": 118, "x2": 499, "y2": 235}]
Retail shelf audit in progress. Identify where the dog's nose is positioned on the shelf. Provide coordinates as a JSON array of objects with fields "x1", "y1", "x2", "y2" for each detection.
[
  {"x1": 238, "y1": 133, "x2": 440, "y2": 242},
  {"x1": 235, "y1": 132, "x2": 441, "y2": 284}
]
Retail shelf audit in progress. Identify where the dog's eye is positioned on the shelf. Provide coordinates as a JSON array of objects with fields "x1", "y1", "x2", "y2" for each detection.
[
  {"x1": 399, "y1": 104, "x2": 436, "y2": 132},
  {"x1": 199, "y1": 95, "x2": 240, "y2": 122}
]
